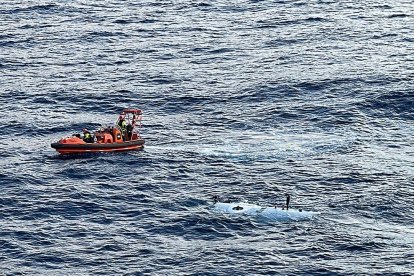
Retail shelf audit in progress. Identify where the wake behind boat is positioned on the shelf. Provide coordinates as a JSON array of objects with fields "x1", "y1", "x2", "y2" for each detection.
[{"x1": 51, "y1": 109, "x2": 145, "y2": 154}]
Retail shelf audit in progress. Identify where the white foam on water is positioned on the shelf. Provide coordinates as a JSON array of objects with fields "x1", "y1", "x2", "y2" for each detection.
[
  {"x1": 213, "y1": 202, "x2": 318, "y2": 221},
  {"x1": 143, "y1": 129, "x2": 356, "y2": 164}
]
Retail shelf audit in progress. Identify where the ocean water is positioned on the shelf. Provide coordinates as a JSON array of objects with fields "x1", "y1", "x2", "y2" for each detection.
[{"x1": 1, "y1": 0, "x2": 414, "y2": 274}]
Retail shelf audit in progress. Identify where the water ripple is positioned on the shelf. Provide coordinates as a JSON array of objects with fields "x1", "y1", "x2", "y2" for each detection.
[{"x1": 1, "y1": 0, "x2": 413, "y2": 274}]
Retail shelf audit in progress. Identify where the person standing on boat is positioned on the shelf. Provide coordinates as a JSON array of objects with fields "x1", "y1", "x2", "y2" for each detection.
[
  {"x1": 82, "y1": 128, "x2": 94, "y2": 143},
  {"x1": 118, "y1": 115, "x2": 127, "y2": 140}
]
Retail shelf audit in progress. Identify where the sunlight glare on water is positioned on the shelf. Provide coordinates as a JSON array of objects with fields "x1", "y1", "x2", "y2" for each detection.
[{"x1": 1, "y1": 0, "x2": 413, "y2": 274}]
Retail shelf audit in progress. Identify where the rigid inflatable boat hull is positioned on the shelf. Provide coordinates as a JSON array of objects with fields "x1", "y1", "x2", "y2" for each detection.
[{"x1": 51, "y1": 139, "x2": 145, "y2": 154}]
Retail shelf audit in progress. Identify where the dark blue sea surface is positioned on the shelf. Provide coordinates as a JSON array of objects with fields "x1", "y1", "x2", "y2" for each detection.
[{"x1": 1, "y1": 0, "x2": 414, "y2": 274}]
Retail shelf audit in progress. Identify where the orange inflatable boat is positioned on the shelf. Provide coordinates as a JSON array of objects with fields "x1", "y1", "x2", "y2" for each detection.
[{"x1": 51, "y1": 109, "x2": 145, "y2": 154}]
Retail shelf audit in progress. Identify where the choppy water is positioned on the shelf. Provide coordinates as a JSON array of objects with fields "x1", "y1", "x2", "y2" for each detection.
[{"x1": 1, "y1": 0, "x2": 414, "y2": 274}]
